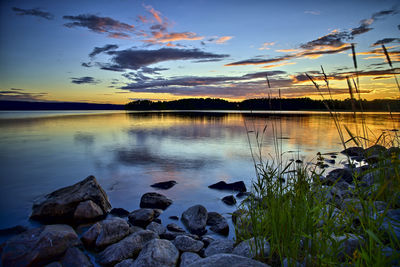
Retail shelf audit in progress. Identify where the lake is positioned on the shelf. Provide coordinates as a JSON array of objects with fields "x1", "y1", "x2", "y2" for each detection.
[{"x1": 0, "y1": 110, "x2": 398, "y2": 239}]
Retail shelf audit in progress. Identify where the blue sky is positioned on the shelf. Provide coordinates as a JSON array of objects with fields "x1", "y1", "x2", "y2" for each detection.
[{"x1": 0, "y1": 0, "x2": 399, "y2": 103}]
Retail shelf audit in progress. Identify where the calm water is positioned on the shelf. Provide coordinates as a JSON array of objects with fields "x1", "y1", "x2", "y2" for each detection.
[{"x1": 0, "y1": 110, "x2": 398, "y2": 239}]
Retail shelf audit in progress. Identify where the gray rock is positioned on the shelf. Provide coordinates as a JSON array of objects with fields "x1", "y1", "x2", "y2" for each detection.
[
  {"x1": 201, "y1": 235, "x2": 215, "y2": 247},
  {"x1": 110, "y1": 208, "x2": 130, "y2": 217},
  {"x1": 31, "y1": 176, "x2": 111, "y2": 223},
  {"x1": 341, "y1": 146, "x2": 364, "y2": 157},
  {"x1": 73, "y1": 200, "x2": 104, "y2": 222},
  {"x1": 204, "y1": 239, "x2": 235, "y2": 257},
  {"x1": 381, "y1": 209, "x2": 400, "y2": 242},
  {"x1": 151, "y1": 180, "x2": 177, "y2": 190},
  {"x1": 222, "y1": 195, "x2": 236, "y2": 205},
  {"x1": 173, "y1": 235, "x2": 204, "y2": 252},
  {"x1": 146, "y1": 222, "x2": 166, "y2": 236},
  {"x1": 233, "y1": 238, "x2": 270, "y2": 259},
  {"x1": 81, "y1": 222, "x2": 101, "y2": 247},
  {"x1": 381, "y1": 246, "x2": 400, "y2": 266},
  {"x1": 128, "y1": 208, "x2": 156, "y2": 227},
  {"x1": 115, "y1": 259, "x2": 135, "y2": 267},
  {"x1": 140, "y1": 192, "x2": 173, "y2": 210},
  {"x1": 186, "y1": 253, "x2": 269, "y2": 267},
  {"x1": 180, "y1": 252, "x2": 201, "y2": 267},
  {"x1": 365, "y1": 144, "x2": 386, "y2": 157},
  {"x1": 98, "y1": 230, "x2": 159, "y2": 266},
  {"x1": 182, "y1": 205, "x2": 208, "y2": 235},
  {"x1": 206, "y1": 212, "x2": 229, "y2": 236},
  {"x1": 95, "y1": 217, "x2": 131, "y2": 248},
  {"x1": 1, "y1": 224, "x2": 80, "y2": 267},
  {"x1": 133, "y1": 239, "x2": 179, "y2": 267},
  {"x1": 331, "y1": 233, "x2": 362, "y2": 259},
  {"x1": 60, "y1": 247, "x2": 93, "y2": 267},
  {"x1": 325, "y1": 168, "x2": 353, "y2": 184},
  {"x1": 167, "y1": 223, "x2": 186, "y2": 232}
]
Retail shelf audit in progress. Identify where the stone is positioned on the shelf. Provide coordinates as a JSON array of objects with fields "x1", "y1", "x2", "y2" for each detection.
[
  {"x1": 146, "y1": 222, "x2": 166, "y2": 236},
  {"x1": 236, "y1": 192, "x2": 252, "y2": 198},
  {"x1": 332, "y1": 233, "x2": 362, "y2": 260},
  {"x1": 1, "y1": 224, "x2": 80, "y2": 267},
  {"x1": 364, "y1": 144, "x2": 386, "y2": 158},
  {"x1": 386, "y1": 147, "x2": 400, "y2": 157},
  {"x1": 60, "y1": 247, "x2": 93, "y2": 267},
  {"x1": 222, "y1": 195, "x2": 236, "y2": 205},
  {"x1": 151, "y1": 180, "x2": 177, "y2": 190},
  {"x1": 73, "y1": 200, "x2": 104, "y2": 222},
  {"x1": 181, "y1": 205, "x2": 208, "y2": 235},
  {"x1": 185, "y1": 253, "x2": 269, "y2": 267},
  {"x1": 208, "y1": 181, "x2": 246, "y2": 192},
  {"x1": 133, "y1": 238, "x2": 179, "y2": 267},
  {"x1": 140, "y1": 192, "x2": 173, "y2": 210},
  {"x1": 180, "y1": 252, "x2": 201, "y2": 267},
  {"x1": 204, "y1": 239, "x2": 235, "y2": 257},
  {"x1": 81, "y1": 222, "x2": 101, "y2": 247},
  {"x1": 0, "y1": 225, "x2": 27, "y2": 236},
  {"x1": 325, "y1": 168, "x2": 353, "y2": 184},
  {"x1": 45, "y1": 262, "x2": 63, "y2": 267},
  {"x1": 31, "y1": 176, "x2": 111, "y2": 224},
  {"x1": 381, "y1": 209, "x2": 400, "y2": 242},
  {"x1": 169, "y1": 216, "x2": 179, "y2": 220},
  {"x1": 115, "y1": 259, "x2": 134, "y2": 267},
  {"x1": 110, "y1": 208, "x2": 130, "y2": 217},
  {"x1": 128, "y1": 208, "x2": 156, "y2": 227},
  {"x1": 201, "y1": 235, "x2": 215, "y2": 247},
  {"x1": 98, "y1": 230, "x2": 158, "y2": 266},
  {"x1": 173, "y1": 235, "x2": 204, "y2": 252},
  {"x1": 233, "y1": 238, "x2": 270, "y2": 259},
  {"x1": 282, "y1": 258, "x2": 304, "y2": 267},
  {"x1": 206, "y1": 212, "x2": 229, "y2": 235},
  {"x1": 167, "y1": 223, "x2": 186, "y2": 232},
  {"x1": 341, "y1": 146, "x2": 364, "y2": 157}
]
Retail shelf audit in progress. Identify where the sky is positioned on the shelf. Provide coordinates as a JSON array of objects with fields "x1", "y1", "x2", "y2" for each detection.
[{"x1": 0, "y1": 0, "x2": 399, "y2": 104}]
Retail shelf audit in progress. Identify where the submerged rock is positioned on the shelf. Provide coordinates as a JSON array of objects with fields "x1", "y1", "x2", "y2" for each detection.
[
  {"x1": 208, "y1": 181, "x2": 246, "y2": 192},
  {"x1": 151, "y1": 180, "x2": 177, "y2": 190},
  {"x1": 206, "y1": 212, "x2": 229, "y2": 235},
  {"x1": 140, "y1": 192, "x2": 173, "y2": 210},
  {"x1": 181, "y1": 205, "x2": 208, "y2": 235},
  {"x1": 222, "y1": 195, "x2": 236, "y2": 206}
]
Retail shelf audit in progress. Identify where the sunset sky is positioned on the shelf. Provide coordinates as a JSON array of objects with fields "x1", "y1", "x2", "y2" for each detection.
[{"x1": 0, "y1": 0, "x2": 399, "y2": 104}]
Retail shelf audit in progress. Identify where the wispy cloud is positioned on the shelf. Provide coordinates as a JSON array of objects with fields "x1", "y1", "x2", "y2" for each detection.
[
  {"x1": 259, "y1": 42, "x2": 275, "y2": 50},
  {"x1": 89, "y1": 44, "x2": 119, "y2": 58},
  {"x1": 304, "y1": 10, "x2": 320, "y2": 15},
  {"x1": 261, "y1": 62, "x2": 296, "y2": 69},
  {"x1": 70, "y1": 76, "x2": 100, "y2": 85},
  {"x1": 372, "y1": 38, "x2": 400, "y2": 46},
  {"x1": 12, "y1": 7, "x2": 54, "y2": 20},
  {"x1": 0, "y1": 88, "x2": 48, "y2": 101}
]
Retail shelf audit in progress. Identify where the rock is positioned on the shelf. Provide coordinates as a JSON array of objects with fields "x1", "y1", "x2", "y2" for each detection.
[
  {"x1": 381, "y1": 246, "x2": 400, "y2": 266},
  {"x1": 208, "y1": 181, "x2": 246, "y2": 192},
  {"x1": 201, "y1": 235, "x2": 215, "y2": 247},
  {"x1": 341, "y1": 198, "x2": 388, "y2": 215},
  {"x1": 282, "y1": 258, "x2": 304, "y2": 267},
  {"x1": 160, "y1": 231, "x2": 199, "y2": 241},
  {"x1": 236, "y1": 192, "x2": 251, "y2": 198},
  {"x1": 73, "y1": 200, "x2": 104, "y2": 222},
  {"x1": 180, "y1": 252, "x2": 202, "y2": 267},
  {"x1": 0, "y1": 225, "x2": 27, "y2": 236},
  {"x1": 341, "y1": 146, "x2": 364, "y2": 157},
  {"x1": 151, "y1": 180, "x2": 177, "y2": 190},
  {"x1": 167, "y1": 223, "x2": 186, "y2": 232},
  {"x1": 169, "y1": 216, "x2": 179, "y2": 220},
  {"x1": 110, "y1": 208, "x2": 130, "y2": 217},
  {"x1": 1, "y1": 224, "x2": 80, "y2": 267},
  {"x1": 206, "y1": 212, "x2": 229, "y2": 236},
  {"x1": 386, "y1": 147, "x2": 400, "y2": 158},
  {"x1": 81, "y1": 217, "x2": 130, "y2": 249},
  {"x1": 31, "y1": 176, "x2": 111, "y2": 223},
  {"x1": 233, "y1": 238, "x2": 270, "y2": 259},
  {"x1": 331, "y1": 233, "x2": 362, "y2": 260},
  {"x1": 185, "y1": 253, "x2": 269, "y2": 267},
  {"x1": 132, "y1": 238, "x2": 179, "y2": 267},
  {"x1": 181, "y1": 205, "x2": 208, "y2": 235},
  {"x1": 45, "y1": 262, "x2": 63, "y2": 267},
  {"x1": 60, "y1": 247, "x2": 93, "y2": 267},
  {"x1": 128, "y1": 208, "x2": 157, "y2": 227},
  {"x1": 222, "y1": 195, "x2": 236, "y2": 205},
  {"x1": 364, "y1": 144, "x2": 386, "y2": 158},
  {"x1": 381, "y1": 209, "x2": 400, "y2": 242},
  {"x1": 140, "y1": 192, "x2": 173, "y2": 210},
  {"x1": 146, "y1": 222, "x2": 166, "y2": 236},
  {"x1": 115, "y1": 259, "x2": 134, "y2": 267},
  {"x1": 204, "y1": 239, "x2": 235, "y2": 257},
  {"x1": 98, "y1": 230, "x2": 158, "y2": 266},
  {"x1": 173, "y1": 235, "x2": 204, "y2": 252},
  {"x1": 325, "y1": 168, "x2": 353, "y2": 184}
]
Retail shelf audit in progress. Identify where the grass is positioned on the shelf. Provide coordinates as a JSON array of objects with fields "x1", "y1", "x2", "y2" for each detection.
[{"x1": 235, "y1": 44, "x2": 400, "y2": 266}]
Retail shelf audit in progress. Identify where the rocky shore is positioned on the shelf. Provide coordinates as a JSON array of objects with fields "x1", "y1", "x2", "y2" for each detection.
[{"x1": 0, "y1": 144, "x2": 399, "y2": 266}]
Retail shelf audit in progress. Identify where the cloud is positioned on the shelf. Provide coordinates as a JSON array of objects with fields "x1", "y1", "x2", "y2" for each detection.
[
  {"x1": 63, "y1": 14, "x2": 134, "y2": 38},
  {"x1": 143, "y1": 4, "x2": 163, "y2": 24},
  {"x1": 259, "y1": 42, "x2": 275, "y2": 50},
  {"x1": 70, "y1": 76, "x2": 100, "y2": 85},
  {"x1": 0, "y1": 88, "x2": 48, "y2": 101},
  {"x1": 304, "y1": 10, "x2": 320, "y2": 15},
  {"x1": 145, "y1": 32, "x2": 203, "y2": 44},
  {"x1": 89, "y1": 44, "x2": 119, "y2": 58},
  {"x1": 262, "y1": 62, "x2": 296, "y2": 69},
  {"x1": 215, "y1": 36, "x2": 233, "y2": 44},
  {"x1": 12, "y1": 7, "x2": 54, "y2": 20},
  {"x1": 372, "y1": 38, "x2": 400, "y2": 46}
]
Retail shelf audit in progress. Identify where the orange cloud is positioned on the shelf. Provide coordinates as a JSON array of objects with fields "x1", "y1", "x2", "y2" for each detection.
[
  {"x1": 215, "y1": 36, "x2": 233, "y2": 44},
  {"x1": 146, "y1": 32, "x2": 203, "y2": 43},
  {"x1": 259, "y1": 42, "x2": 275, "y2": 50},
  {"x1": 261, "y1": 62, "x2": 296, "y2": 69},
  {"x1": 144, "y1": 5, "x2": 163, "y2": 24},
  {"x1": 276, "y1": 48, "x2": 299, "y2": 52}
]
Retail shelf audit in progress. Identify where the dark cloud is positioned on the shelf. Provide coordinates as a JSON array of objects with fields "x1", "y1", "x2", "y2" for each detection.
[
  {"x1": 104, "y1": 48, "x2": 229, "y2": 71},
  {"x1": 372, "y1": 38, "x2": 400, "y2": 46},
  {"x1": 89, "y1": 44, "x2": 119, "y2": 58},
  {"x1": 372, "y1": 8, "x2": 398, "y2": 19},
  {"x1": 0, "y1": 88, "x2": 48, "y2": 101},
  {"x1": 225, "y1": 55, "x2": 294, "y2": 66},
  {"x1": 300, "y1": 31, "x2": 350, "y2": 49},
  {"x1": 81, "y1": 62, "x2": 92, "y2": 67},
  {"x1": 63, "y1": 14, "x2": 134, "y2": 38},
  {"x1": 140, "y1": 67, "x2": 169, "y2": 74},
  {"x1": 70, "y1": 76, "x2": 100, "y2": 85},
  {"x1": 398, "y1": 24, "x2": 400, "y2": 30},
  {"x1": 12, "y1": 7, "x2": 54, "y2": 20}
]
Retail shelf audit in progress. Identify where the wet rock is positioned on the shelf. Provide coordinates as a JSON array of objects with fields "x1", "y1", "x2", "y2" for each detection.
[
  {"x1": 364, "y1": 144, "x2": 386, "y2": 158},
  {"x1": 332, "y1": 233, "x2": 362, "y2": 260},
  {"x1": 233, "y1": 237, "x2": 270, "y2": 259},
  {"x1": 110, "y1": 208, "x2": 130, "y2": 217},
  {"x1": 167, "y1": 223, "x2": 186, "y2": 232},
  {"x1": 173, "y1": 235, "x2": 204, "y2": 252},
  {"x1": 181, "y1": 205, "x2": 208, "y2": 235},
  {"x1": 236, "y1": 192, "x2": 252, "y2": 198},
  {"x1": 341, "y1": 146, "x2": 364, "y2": 157},
  {"x1": 185, "y1": 253, "x2": 269, "y2": 267},
  {"x1": 381, "y1": 209, "x2": 400, "y2": 242},
  {"x1": 151, "y1": 180, "x2": 177, "y2": 190},
  {"x1": 169, "y1": 216, "x2": 179, "y2": 220},
  {"x1": 201, "y1": 235, "x2": 215, "y2": 247},
  {"x1": 98, "y1": 230, "x2": 158, "y2": 266},
  {"x1": 206, "y1": 212, "x2": 229, "y2": 235},
  {"x1": 222, "y1": 195, "x2": 236, "y2": 205},
  {"x1": 81, "y1": 222, "x2": 101, "y2": 247},
  {"x1": 386, "y1": 147, "x2": 400, "y2": 158},
  {"x1": 140, "y1": 192, "x2": 173, "y2": 210},
  {"x1": 115, "y1": 259, "x2": 134, "y2": 267},
  {"x1": 180, "y1": 252, "x2": 201, "y2": 267},
  {"x1": 128, "y1": 208, "x2": 157, "y2": 227},
  {"x1": 208, "y1": 181, "x2": 246, "y2": 192},
  {"x1": 146, "y1": 222, "x2": 166, "y2": 236},
  {"x1": 60, "y1": 247, "x2": 93, "y2": 267},
  {"x1": 160, "y1": 231, "x2": 199, "y2": 241},
  {"x1": 325, "y1": 168, "x2": 353, "y2": 184},
  {"x1": 204, "y1": 239, "x2": 235, "y2": 257},
  {"x1": 1, "y1": 224, "x2": 80, "y2": 267},
  {"x1": 73, "y1": 200, "x2": 104, "y2": 222},
  {"x1": 0, "y1": 225, "x2": 27, "y2": 236},
  {"x1": 133, "y1": 238, "x2": 179, "y2": 267},
  {"x1": 31, "y1": 176, "x2": 111, "y2": 224}
]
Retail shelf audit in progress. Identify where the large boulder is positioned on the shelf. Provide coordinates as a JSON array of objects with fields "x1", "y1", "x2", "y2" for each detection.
[
  {"x1": 97, "y1": 230, "x2": 158, "y2": 266},
  {"x1": 341, "y1": 147, "x2": 364, "y2": 157},
  {"x1": 185, "y1": 253, "x2": 269, "y2": 267},
  {"x1": 73, "y1": 200, "x2": 104, "y2": 222},
  {"x1": 151, "y1": 180, "x2": 177, "y2": 190},
  {"x1": 1, "y1": 224, "x2": 80, "y2": 266},
  {"x1": 60, "y1": 247, "x2": 93, "y2": 267},
  {"x1": 173, "y1": 235, "x2": 204, "y2": 252},
  {"x1": 128, "y1": 208, "x2": 158, "y2": 227},
  {"x1": 204, "y1": 239, "x2": 235, "y2": 257},
  {"x1": 325, "y1": 168, "x2": 353, "y2": 185},
  {"x1": 140, "y1": 192, "x2": 173, "y2": 210},
  {"x1": 179, "y1": 252, "x2": 201, "y2": 267},
  {"x1": 146, "y1": 222, "x2": 167, "y2": 236},
  {"x1": 133, "y1": 239, "x2": 179, "y2": 267},
  {"x1": 181, "y1": 205, "x2": 208, "y2": 235},
  {"x1": 206, "y1": 212, "x2": 229, "y2": 235},
  {"x1": 31, "y1": 176, "x2": 111, "y2": 223},
  {"x1": 208, "y1": 181, "x2": 246, "y2": 192}
]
